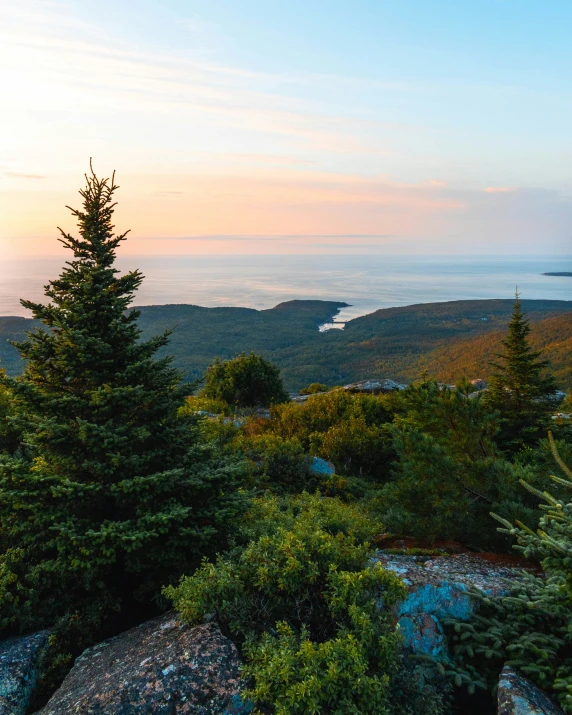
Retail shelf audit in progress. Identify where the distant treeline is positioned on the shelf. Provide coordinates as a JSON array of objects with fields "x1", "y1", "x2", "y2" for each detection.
[{"x1": 1, "y1": 298, "x2": 571, "y2": 390}]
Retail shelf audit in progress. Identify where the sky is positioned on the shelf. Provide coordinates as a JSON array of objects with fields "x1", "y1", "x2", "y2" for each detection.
[{"x1": 1, "y1": 0, "x2": 571, "y2": 258}]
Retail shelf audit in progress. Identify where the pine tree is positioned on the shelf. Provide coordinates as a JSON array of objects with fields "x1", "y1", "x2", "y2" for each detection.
[
  {"x1": 485, "y1": 292, "x2": 557, "y2": 452},
  {"x1": 382, "y1": 380, "x2": 534, "y2": 549},
  {"x1": 0, "y1": 165, "x2": 245, "y2": 650}
]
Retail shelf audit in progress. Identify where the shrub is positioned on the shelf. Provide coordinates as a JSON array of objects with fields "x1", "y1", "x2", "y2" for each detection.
[
  {"x1": 233, "y1": 433, "x2": 317, "y2": 493},
  {"x1": 238, "y1": 492, "x2": 383, "y2": 545},
  {"x1": 251, "y1": 390, "x2": 395, "y2": 479},
  {"x1": 166, "y1": 494, "x2": 407, "y2": 714},
  {"x1": 560, "y1": 392, "x2": 572, "y2": 411},
  {"x1": 180, "y1": 394, "x2": 230, "y2": 416},
  {"x1": 201, "y1": 352, "x2": 289, "y2": 408},
  {"x1": 299, "y1": 382, "x2": 328, "y2": 395}
]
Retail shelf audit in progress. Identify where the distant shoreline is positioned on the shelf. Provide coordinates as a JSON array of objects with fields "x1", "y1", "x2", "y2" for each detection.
[{"x1": 543, "y1": 272, "x2": 572, "y2": 277}]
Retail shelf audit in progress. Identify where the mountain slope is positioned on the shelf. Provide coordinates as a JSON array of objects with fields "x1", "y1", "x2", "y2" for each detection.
[
  {"x1": 1, "y1": 299, "x2": 570, "y2": 391},
  {"x1": 419, "y1": 312, "x2": 572, "y2": 390}
]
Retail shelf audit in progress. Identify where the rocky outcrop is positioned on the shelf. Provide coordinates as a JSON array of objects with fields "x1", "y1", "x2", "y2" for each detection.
[
  {"x1": 41, "y1": 613, "x2": 251, "y2": 714},
  {"x1": 290, "y1": 378, "x2": 407, "y2": 402},
  {"x1": 343, "y1": 379, "x2": 407, "y2": 393},
  {"x1": 374, "y1": 553, "x2": 527, "y2": 659},
  {"x1": 0, "y1": 630, "x2": 49, "y2": 715},
  {"x1": 498, "y1": 666, "x2": 563, "y2": 715},
  {"x1": 290, "y1": 394, "x2": 311, "y2": 403}
]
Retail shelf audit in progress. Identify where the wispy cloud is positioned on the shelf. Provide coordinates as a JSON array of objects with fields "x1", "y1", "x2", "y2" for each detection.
[
  {"x1": 1, "y1": 171, "x2": 45, "y2": 179},
  {"x1": 150, "y1": 191, "x2": 186, "y2": 196},
  {"x1": 1, "y1": 0, "x2": 571, "y2": 257},
  {"x1": 0, "y1": 0, "x2": 422, "y2": 171}
]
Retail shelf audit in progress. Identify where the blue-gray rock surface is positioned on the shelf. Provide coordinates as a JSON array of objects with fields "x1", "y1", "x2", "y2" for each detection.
[
  {"x1": 498, "y1": 666, "x2": 563, "y2": 715},
  {"x1": 40, "y1": 613, "x2": 251, "y2": 714},
  {"x1": 343, "y1": 379, "x2": 407, "y2": 393},
  {"x1": 0, "y1": 630, "x2": 49, "y2": 715},
  {"x1": 374, "y1": 552, "x2": 527, "y2": 659},
  {"x1": 309, "y1": 456, "x2": 336, "y2": 476}
]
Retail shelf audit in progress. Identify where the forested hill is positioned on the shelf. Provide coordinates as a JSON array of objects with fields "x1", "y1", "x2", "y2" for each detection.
[
  {"x1": 1, "y1": 298, "x2": 571, "y2": 390},
  {"x1": 420, "y1": 311, "x2": 572, "y2": 390}
]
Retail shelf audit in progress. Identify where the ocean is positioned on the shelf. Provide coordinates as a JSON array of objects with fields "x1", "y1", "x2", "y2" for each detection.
[{"x1": 1, "y1": 254, "x2": 570, "y2": 321}]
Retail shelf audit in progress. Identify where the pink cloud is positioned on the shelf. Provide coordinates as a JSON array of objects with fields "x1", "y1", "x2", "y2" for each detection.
[{"x1": 485, "y1": 186, "x2": 517, "y2": 193}]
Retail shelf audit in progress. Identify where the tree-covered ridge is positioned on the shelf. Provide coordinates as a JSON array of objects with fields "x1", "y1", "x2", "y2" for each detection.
[
  {"x1": 1, "y1": 298, "x2": 571, "y2": 391},
  {"x1": 420, "y1": 311, "x2": 572, "y2": 390}
]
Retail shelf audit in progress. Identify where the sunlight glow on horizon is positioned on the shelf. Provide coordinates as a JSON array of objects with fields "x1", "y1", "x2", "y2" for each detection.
[{"x1": 1, "y1": 0, "x2": 571, "y2": 257}]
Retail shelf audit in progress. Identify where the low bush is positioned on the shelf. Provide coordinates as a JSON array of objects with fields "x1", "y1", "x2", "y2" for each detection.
[
  {"x1": 180, "y1": 394, "x2": 230, "y2": 416},
  {"x1": 249, "y1": 390, "x2": 395, "y2": 479},
  {"x1": 233, "y1": 433, "x2": 317, "y2": 494},
  {"x1": 166, "y1": 494, "x2": 410, "y2": 714},
  {"x1": 299, "y1": 382, "x2": 328, "y2": 395}
]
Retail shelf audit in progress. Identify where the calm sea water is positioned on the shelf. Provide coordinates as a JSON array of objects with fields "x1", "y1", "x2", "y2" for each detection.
[{"x1": 1, "y1": 255, "x2": 570, "y2": 321}]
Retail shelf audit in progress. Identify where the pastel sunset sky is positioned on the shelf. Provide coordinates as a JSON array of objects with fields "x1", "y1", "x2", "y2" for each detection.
[{"x1": 1, "y1": 0, "x2": 571, "y2": 257}]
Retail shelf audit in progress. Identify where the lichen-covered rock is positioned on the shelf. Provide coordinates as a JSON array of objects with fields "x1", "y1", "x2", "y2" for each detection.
[
  {"x1": 374, "y1": 553, "x2": 527, "y2": 659},
  {"x1": 0, "y1": 630, "x2": 49, "y2": 715},
  {"x1": 498, "y1": 666, "x2": 563, "y2": 715},
  {"x1": 343, "y1": 379, "x2": 407, "y2": 393},
  {"x1": 41, "y1": 613, "x2": 251, "y2": 714}
]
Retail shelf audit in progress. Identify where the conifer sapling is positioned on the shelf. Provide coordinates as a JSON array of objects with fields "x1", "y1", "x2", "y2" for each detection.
[{"x1": 485, "y1": 292, "x2": 557, "y2": 452}]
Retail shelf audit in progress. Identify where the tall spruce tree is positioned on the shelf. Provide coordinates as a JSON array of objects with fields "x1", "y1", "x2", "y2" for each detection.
[
  {"x1": 485, "y1": 292, "x2": 557, "y2": 452},
  {"x1": 0, "y1": 166, "x2": 244, "y2": 649}
]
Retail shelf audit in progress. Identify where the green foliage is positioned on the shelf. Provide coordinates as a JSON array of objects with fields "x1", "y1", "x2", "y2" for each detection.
[
  {"x1": 243, "y1": 615, "x2": 398, "y2": 715},
  {"x1": 233, "y1": 433, "x2": 318, "y2": 494},
  {"x1": 258, "y1": 390, "x2": 395, "y2": 479},
  {"x1": 445, "y1": 434, "x2": 572, "y2": 712},
  {"x1": 0, "y1": 376, "x2": 21, "y2": 454},
  {"x1": 386, "y1": 661, "x2": 451, "y2": 715},
  {"x1": 485, "y1": 294, "x2": 558, "y2": 452},
  {"x1": 238, "y1": 492, "x2": 383, "y2": 545},
  {"x1": 202, "y1": 352, "x2": 289, "y2": 408},
  {"x1": 380, "y1": 380, "x2": 539, "y2": 548},
  {"x1": 186, "y1": 389, "x2": 394, "y2": 497},
  {"x1": 180, "y1": 393, "x2": 230, "y2": 416},
  {"x1": 167, "y1": 493, "x2": 389, "y2": 637},
  {"x1": 0, "y1": 168, "x2": 245, "y2": 661},
  {"x1": 560, "y1": 392, "x2": 572, "y2": 411},
  {"x1": 167, "y1": 494, "x2": 408, "y2": 714},
  {"x1": 299, "y1": 383, "x2": 328, "y2": 395}
]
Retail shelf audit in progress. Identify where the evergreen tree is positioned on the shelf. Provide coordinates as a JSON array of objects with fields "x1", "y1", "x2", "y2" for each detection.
[
  {"x1": 0, "y1": 375, "x2": 20, "y2": 455},
  {"x1": 0, "y1": 166, "x2": 245, "y2": 651},
  {"x1": 485, "y1": 292, "x2": 557, "y2": 452},
  {"x1": 382, "y1": 380, "x2": 536, "y2": 549}
]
